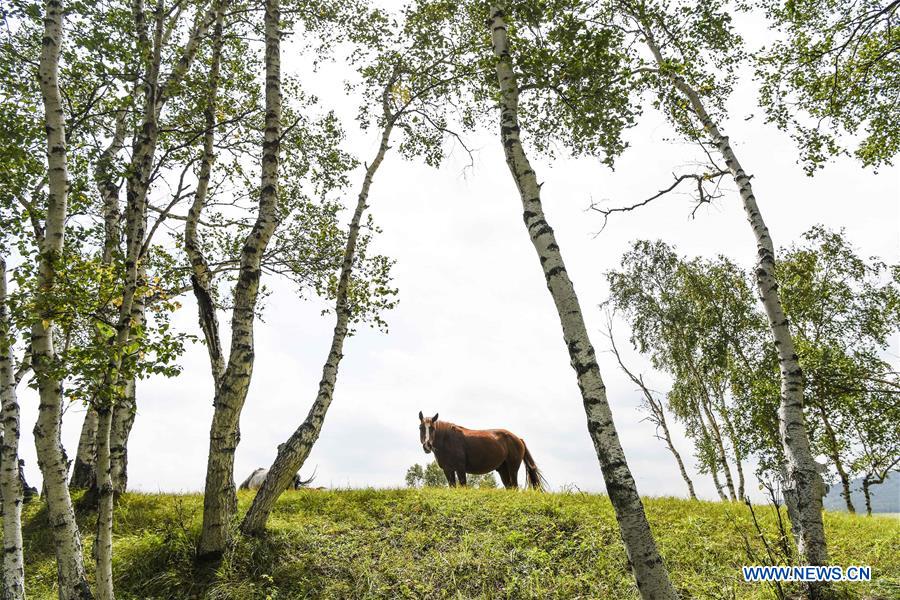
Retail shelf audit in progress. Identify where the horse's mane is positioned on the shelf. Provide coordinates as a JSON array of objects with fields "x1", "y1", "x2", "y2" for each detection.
[{"x1": 435, "y1": 420, "x2": 462, "y2": 434}]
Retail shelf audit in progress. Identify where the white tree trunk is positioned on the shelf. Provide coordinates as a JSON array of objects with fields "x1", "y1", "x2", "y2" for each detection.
[
  {"x1": 488, "y1": 6, "x2": 677, "y2": 598},
  {"x1": 241, "y1": 87, "x2": 396, "y2": 536},
  {"x1": 109, "y1": 376, "x2": 137, "y2": 496},
  {"x1": 70, "y1": 406, "x2": 99, "y2": 489},
  {"x1": 642, "y1": 32, "x2": 830, "y2": 571},
  {"x1": 719, "y1": 404, "x2": 746, "y2": 500},
  {"x1": 185, "y1": 0, "x2": 226, "y2": 387},
  {"x1": 700, "y1": 398, "x2": 736, "y2": 501},
  {"x1": 34, "y1": 0, "x2": 94, "y2": 596},
  {"x1": 608, "y1": 327, "x2": 697, "y2": 500},
  {"x1": 93, "y1": 402, "x2": 115, "y2": 600},
  {"x1": 71, "y1": 111, "x2": 126, "y2": 492},
  {"x1": 0, "y1": 258, "x2": 25, "y2": 600},
  {"x1": 198, "y1": 0, "x2": 279, "y2": 559},
  {"x1": 695, "y1": 409, "x2": 728, "y2": 501}
]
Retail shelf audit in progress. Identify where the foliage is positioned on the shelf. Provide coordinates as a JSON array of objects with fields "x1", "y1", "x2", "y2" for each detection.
[
  {"x1": 611, "y1": 0, "x2": 745, "y2": 139},
  {"x1": 756, "y1": 0, "x2": 900, "y2": 172},
  {"x1": 607, "y1": 228, "x2": 900, "y2": 495},
  {"x1": 776, "y1": 226, "x2": 900, "y2": 497},
  {"x1": 606, "y1": 239, "x2": 763, "y2": 483},
  {"x1": 405, "y1": 461, "x2": 498, "y2": 488},
  {"x1": 19, "y1": 490, "x2": 900, "y2": 599}
]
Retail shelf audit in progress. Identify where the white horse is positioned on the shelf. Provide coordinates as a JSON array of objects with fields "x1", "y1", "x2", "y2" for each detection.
[{"x1": 238, "y1": 466, "x2": 316, "y2": 490}]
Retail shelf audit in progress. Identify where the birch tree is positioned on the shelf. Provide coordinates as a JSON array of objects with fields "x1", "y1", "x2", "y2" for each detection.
[
  {"x1": 32, "y1": 0, "x2": 94, "y2": 594},
  {"x1": 607, "y1": 241, "x2": 752, "y2": 500},
  {"x1": 0, "y1": 257, "x2": 25, "y2": 599},
  {"x1": 586, "y1": 0, "x2": 832, "y2": 575},
  {"x1": 605, "y1": 318, "x2": 697, "y2": 500},
  {"x1": 482, "y1": 3, "x2": 677, "y2": 597},
  {"x1": 240, "y1": 0, "x2": 474, "y2": 535},
  {"x1": 757, "y1": 0, "x2": 900, "y2": 172},
  {"x1": 196, "y1": 0, "x2": 286, "y2": 558}
]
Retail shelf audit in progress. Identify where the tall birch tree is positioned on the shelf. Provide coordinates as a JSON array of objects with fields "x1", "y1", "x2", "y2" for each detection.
[
  {"x1": 196, "y1": 0, "x2": 285, "y2": 559},
  {"x1": 483, "y1": 3, "x2": 677, "y2": 597},
  {"x1": 240, "y1": 0, "x2": 472, "y2": 535},
  {"x1": 587, "y1": 0, "x2": 831, "y2": 576},
  {"x1": 0, "y1": 257, "x2": 25, "y2": 599},
  {"x1": 32, "y1": 0, "x2": 94, "y2": 595}
]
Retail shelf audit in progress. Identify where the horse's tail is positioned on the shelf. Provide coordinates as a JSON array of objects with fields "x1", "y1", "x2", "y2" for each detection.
[{"x1": 522, "y1": 442, "x2": 547, "y2": 491}]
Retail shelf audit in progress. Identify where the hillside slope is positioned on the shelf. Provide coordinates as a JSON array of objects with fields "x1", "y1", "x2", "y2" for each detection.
[{"x1": 22, "y1": 489, "x2": 900, "y2": 599}]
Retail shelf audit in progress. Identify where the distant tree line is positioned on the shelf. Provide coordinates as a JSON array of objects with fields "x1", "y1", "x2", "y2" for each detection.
[{"x1": 405, "y1": 461, "x2": 499, "y2": 489}]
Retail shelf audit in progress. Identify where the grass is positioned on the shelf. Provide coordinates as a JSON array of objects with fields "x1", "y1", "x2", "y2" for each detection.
[{"x1": 22, "y1": 489, "x2": 900, "y2": 599}]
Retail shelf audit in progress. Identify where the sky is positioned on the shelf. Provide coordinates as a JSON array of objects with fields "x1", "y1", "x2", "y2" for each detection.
[{"x1": 14, "y1": 5, "x2": 900, "y2": 502}]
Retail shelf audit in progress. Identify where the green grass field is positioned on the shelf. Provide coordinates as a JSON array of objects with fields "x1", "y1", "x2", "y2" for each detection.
[{"x1": 22, "y1": 489, "x2": 900, "y2": 599}]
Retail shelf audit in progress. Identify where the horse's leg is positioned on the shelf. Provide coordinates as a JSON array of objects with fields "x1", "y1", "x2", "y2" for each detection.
[
  {"x1": 506, "y1": 456, "x2": 521, "y2": 489},
  {"x1": 443, "y1": 468, "x2": 457, "y2": 487},
  {"x1": 457, "y1": 471, "x2": 467, "y2": 487},
  {"x1": 497, "y1": 465, "x2": 513, "y2": 489}
]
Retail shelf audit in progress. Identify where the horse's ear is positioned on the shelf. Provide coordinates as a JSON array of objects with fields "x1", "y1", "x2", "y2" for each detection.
[
  {"x1": 418, "y1": 411, "x2": 424, "y2": 421},
  {"x1": 432, "y1": 413, "x2": 439, "y2": 422}
]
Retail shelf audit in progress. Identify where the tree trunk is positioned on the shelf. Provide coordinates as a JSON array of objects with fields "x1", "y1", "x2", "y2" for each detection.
[
  {"x1": 607, "y1": 327, "x2": 697, "y2": 500},
  {"x1": 718, "y1": 401, "x2": 746, "y2": 500},
  {"x1": 700, "y1": 398, "x2": 736, "y2": 501},
  {"x1": 34, "y1": 0, "x2": 94, "y2": 596},
  {"x1": 109, "y1": 377, "x2": 137, "y2": 496},
  {"x1": 93, "y1": 403, "x2": 115, "y2": 600},
  {"x1": 70, "y1": 407, "x2": 99, "y2": 490},
  {"x1": 642, "y1": 31, "x2": 830, "y2": 573},
  {"x1": 659, "y1": 410, "x2": 697, "y2": 500},
  {"x1": 198, "y1": 0, "x2": 279, "y2": 560},
  {"x1": 71, "y1": 110, "x2": 126, "y2": 492},
  {"x1": 241, "y1": 82, "x2": 396, "y2": 536},
  {"x1": 488, "y1": 6, "x2": 677, "y2": 598},
  {"x1": 184, "y1": 0, "x2": 226, "y2": 387},
  {"x1": 694, "y1": 403, "x2": 728, "y2": 501},
  {"x1": 862, "y1": 477, "x2": 872, "y2": 516},
  {"x1": 817, "y1": 405, "x2": 854, "y2": 513},
  {"x1": 0, "y1": 258, "x2": 26, "y2": 600}
]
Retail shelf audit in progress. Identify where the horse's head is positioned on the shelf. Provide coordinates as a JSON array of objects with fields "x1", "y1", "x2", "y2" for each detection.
[{"x1": 418, "y1": 411, "x2": 439, "y2": 454}]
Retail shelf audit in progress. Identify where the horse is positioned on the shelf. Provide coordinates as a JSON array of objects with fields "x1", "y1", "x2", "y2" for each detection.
[
  {"x1": 418, "y1": 411, "x2": 545, "y2": 490},
  {"x1": 238, "y1": 466, "x2": 316, "y2": 490}
]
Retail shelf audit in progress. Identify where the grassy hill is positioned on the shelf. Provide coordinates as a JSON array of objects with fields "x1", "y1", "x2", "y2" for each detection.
[{"x1": 22, "y1": 489, "x2": 900, "y2": 599}]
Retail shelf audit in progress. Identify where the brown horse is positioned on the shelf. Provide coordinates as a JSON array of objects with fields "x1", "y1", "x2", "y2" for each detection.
[{"x1": 418, "y1": 411, "x2": 545, "y2": 490}]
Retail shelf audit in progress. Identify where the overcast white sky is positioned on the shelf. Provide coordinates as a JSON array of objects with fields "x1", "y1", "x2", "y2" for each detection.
[{"x1": 15, "y1": 5, "x2": 900, "y2": 502}]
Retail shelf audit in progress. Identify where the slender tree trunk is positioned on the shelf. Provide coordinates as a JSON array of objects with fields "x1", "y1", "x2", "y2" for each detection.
[
  {"x1": 641, "y1": 31, "x2": 830, "y2": 574},
  {"x1": 607, "y1": 327, "x2": 697, "y2": 500},
  {"x1": 241, "y1": 83, "x2": 397, "y2": 536},
  {"x1": 109, "y1": 376, "x2": 137, "y2": 496},
  {"x1": 488, "y1": 7, "x2": 677, "y2": 598},
  {"x1": 34, "y1": 1, "x2": 94, "y2": 596},
  {"x1": 198, "y1": 0, "x2": 279, "y2": 560},
  {"x1": 659, "y1": 410, "x2": 697, "y2": 500},
  {"x1": 700, "y1": 398, "x2": 736, "y2": 501},
  {"x1": 717, "y1": 401, "x2": 746, "y2": 500},
  {"x1": 695, "y1": 409, "x2": 728, "y2": 501},
  {"x1": 107, "y1": 288, "x2": 144, "y2": 497},
  {"x1": 817, "y1": 405, "x2": 854, "y2": 513},
  {"x1": 0, "y1": 258, "x2": 25, "y2": 600},
  {"x1": 682, "y1": 355, "x2": 736, "y2": 500},
  {"x1": 70, "y1": 407, "x2": 99, "y2": 489},
  {"x1": 72, "y1": 110, "x2": 126, "y2": 493},
  {"x1": 862, "y1": 477, "x2": 872, "y2": 516},
  {"x1": 93, "y1": 402, "x2": 114, "y2": 600},
  {"x1": 185, "y1": 0, "x2": 226, "y2": 387}
]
